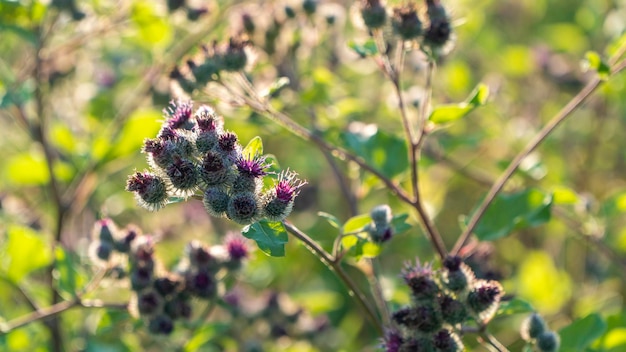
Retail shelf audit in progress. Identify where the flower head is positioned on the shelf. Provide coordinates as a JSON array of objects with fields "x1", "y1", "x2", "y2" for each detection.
[
  {"x1": 401, "y1": 259, "x2": 439, "y2": 301},
  {"x1": 467, "y1": 280, "x2": 504, "y2": 323},
  {"x1": 381, "y1": 330, "x2": 404, "y2": 352},
  {"x1": 164, "y1": 100, "x2": 195, "y2": 130},
  {"x1": 224, "y1": 233, "x2": 249, "y2": 261},
  {"x1": 263, "y1": 170, "x2": 306, "y2": 221},
  {"x1": 126, "y1": 172, "x2": 169, "y2": 211},
  {"x1": 236, "y1": 154, "x2": 270, "y2": 178}
]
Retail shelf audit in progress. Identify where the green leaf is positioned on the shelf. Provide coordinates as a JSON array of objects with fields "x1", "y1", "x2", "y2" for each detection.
[
  {"x1": 242, "y1": 220, "x2": 288, "y2": 257},
  {"x1": 348, "y1": 39, "x2": 378, "y2": 57},
  {"x1": 318, "y1": 212, "x2": 341, "y2": 229},
  {"x1": 341, "y1": 127, "x2": 408, "y2": 179},
  {"x1": 583, "y1": 51, "x2": 610, "y2": 80},
  {"x1": 110, "y1": 109, "x2": 161, "y2": 159},
  {"x1": 264, "y1": 77, "x2": 290, "y2": 98},
  {"x1": 496, "y1": 298, "x2": 535, "y2": 316},
  {"x1": 183, "y1": 323, "x2": 230, "y2": 352},
  {"x1": 341, "y1": 234, "x2": 360, "y2": 251},
  {"x1": 2, "y1": 225, "x2": 53, "y2": 282},
  {"x1": 242, "y1": 136, "x2": 263, "y2": 159},
  {"x1": 391, "y1": 214, "x2": 411, "y2": 235},
  {"x1": 470, "y1": 188, "x2": 553, "y2": 241},
  {"x1": 342, "y1": 214, "x2": 372, "y2": 234},
  {"x1": 360, "y1": 241, "x2": 382, "y2": 258},
  {"x1": 54, "y1": 246, "x2": 87, "y2": 299},
  {"x1": 559, "y1": 313, "x2": 607, "y2": 352},
  {"x1": 5, "y1": 152, "x2": 49, "y2": 186},
  {"x1": 131, "y1": 1, "x2": 172, "y2": 47},
  {"x1": 429, "y1": 83, "x2": 489, "y2": 124}
]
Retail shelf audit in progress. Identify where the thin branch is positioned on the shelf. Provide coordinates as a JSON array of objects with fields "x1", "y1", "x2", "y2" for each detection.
[
  {"x1": 368, "y1": 259, "x2": 391, "y2": 328},
  {"x1": 451, "y1": 61, "x2": 626, "y2": 255},
  {"x1": 282, "y1": 221, "x2": 383, "y2": 335},
  {"x1": 0, "y1": 299, "x2": 127, "y2": 335}
]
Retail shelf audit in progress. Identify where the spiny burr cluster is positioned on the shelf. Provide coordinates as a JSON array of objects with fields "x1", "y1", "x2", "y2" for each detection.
[
  {"x1": 126, "y1": 100, "x2": 305, "y2": 225},
  {"x1": 89, "y1": 218, "x2": 249, "y2": 335}
]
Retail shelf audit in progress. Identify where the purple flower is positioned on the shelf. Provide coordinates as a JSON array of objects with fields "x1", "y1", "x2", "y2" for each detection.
[
  {"x1": 275, "y1": 170, "x2": 306, "y2": 203},
  {"x1": 224, "y1": 233, "x2": 249, "y2": 261},
  {"x1": 164, "y1": 100, "x2": 194, "y2": 130},
  {"x1": 235, "y1": 154, "x2": 269, "y2": 178},
  {"x1": 381, "y1": 330, "x2": 404, "y2": 352},
  {"x1": 126, "y1": 172, "x2": 169, "y2": 211}
]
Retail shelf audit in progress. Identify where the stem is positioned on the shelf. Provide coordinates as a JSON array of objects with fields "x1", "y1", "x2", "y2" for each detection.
[
  {"x1": 451, "y1": 61, "x2": 626, "y2": 256},
  {"x1": 0, "y1": 299, "x2": 127, "y2": 335},
  {"x1": 368, "y1": 259, "x2": 391, "y2": 328},
  {"x1": 282, "y1": 221, "x2": 383, "y2": 335}
]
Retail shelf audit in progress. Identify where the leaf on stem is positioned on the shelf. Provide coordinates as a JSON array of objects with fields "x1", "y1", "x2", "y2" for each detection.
[
  {"x1": 429, "y1": 83, "x2": 489, "y2": 125},
  {"x1": 242, "y1": 136, "x2": 263, "y2": 159},
  {"x1": 559, "y1": 313, "x2": 607, "y2": 352},
  {"x1": 468, "y1": 188, "x2": 553, "y2": 241},
  {"x1": 583, "y1": 51, "x2": 610, "y2": 80},
  {"x1": 495, "y1": 298, "x2": 535, "y2": 316},
  {"x1": 348, "y1": 39, "x2": 378, "y2": 58},
  {"x1": 341, "y1": 127, "x2": 408, "y2": 179},
  {"x1": 1, "y1": 225, "x2": 53, "y2": 283},
  {"x1": 242, "y1": 220, "x2": 288, "y2": 257}
]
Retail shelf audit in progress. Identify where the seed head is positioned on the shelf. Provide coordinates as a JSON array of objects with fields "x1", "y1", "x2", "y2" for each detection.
[
  {"x1": 218, "y1": 131, "x2": 240, "y2": 157},
  {"x1": 221, "y1": 37, "x2": 249, "y2": 72},
  {"x1": 126, "y1": 172, "x2": 169, "y2": 211},
  {"x1": 92, "y1": 218, "x2": 117, "y2": 243},
  {"x1": 148, "y1": 314, "x2": 174, "y2": 335},
  {"x1": 466, "y1": 280, "x2": 503, "y2": 322},
  {"x1": 164, "y1": 294, "x2": 192, "y2": 319},
  {"x1": 236, "y1": 154, "x2": 269, "y2": 178},
  {"x1": 186, "y1": 240, "x2": 219, "y2": 271},
  {"x1": 264, "y1": 170, "x2": 306, "y2": 221},
  {"x1": 360, "y1": 0, "x2": 388, "y2": 30},
  {"x1": 200, "y1": 151, "x2": 234, "y2": 187},
  {"x1": 203, "y1": 186, "x2": 230, "y2": 217},
  {"x1": 136, "y1": 289, "x2": 163, "y2": 316},
  {"x1": 392, "y1": 5, "x2": 422, "y2": 40},
  {"x1": 164, "y1": 100, "x2": 195, "y2": 130},
  {"x1": 521, "y1": 313, "x2": 547, "y2": 341},
  {"x1": 536, "y1": 331, "x2": 560, "y2": 352},
  {"x1": 227, "y1": 192, "x2": 260, "y2": 225},
  {"x1": 131, "y1": 264, "x2": 154, "y2": 291},
  {"x1": 369, "y1": 204, "x2": 394, "y2": 242},
  {"x1": 438, "y1": 295, "x2": 468, "y2": 325},
  {"x1": 165, "y1": 158, "x2": 199, "y2": 197},
  {"x1": 401, "y1": 260, "x2": 439, "y2": 301},
  {"x1": 381, "y1": 330, "x2": 403, "y2": 352},
  {"x1": 432, "y1": 329, "x2": 464, "y2": 352},
  {"x1": 114, "y1": 225, "x2": 139, "y2": 253},
  {"x1": 224, "y1": 233, "x2": 249, "y2": 262},
  {"x1": 186, "y1": 269, "x2": 217, "y2": 299}
]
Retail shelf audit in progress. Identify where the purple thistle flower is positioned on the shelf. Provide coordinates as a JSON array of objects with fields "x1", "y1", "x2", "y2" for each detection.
[
  {"x1": 275, "y1": 170, "x2": 306, "y2": 203},
  {"x1": 218, "y1": 132, "x2": 239, "y2": 152},
  {"x1": 126, "y1": 172, "x2": 169, "y2": 211},
  {"x1": 381, "y1": 330, "x2": 404, "y2": 352},
  {"x1": 263, "y1": 170, "x2": 306, "y2": 221},
  {"x1": 401, "y1": 259, "x2": 440, "y2": 301},
  {"x1": 224, "y1": 233, "x2": 249, "y2": 261},
  {"x1": 164, "y1": 100, "x2": 194, "y2": 130},
  {"x1": 235, "y1": 154, "x2": 269, "y2": 178}
]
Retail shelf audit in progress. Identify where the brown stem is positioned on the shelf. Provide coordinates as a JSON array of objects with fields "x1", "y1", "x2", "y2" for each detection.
[
  {"x1": 282, "y1": 221, "x2": 383, "y2": 335},
  {"x1": 451, "y1": 64, "x2": 624, "y2": 256},
  {"x1": 0, "y1": 299, "x2": 127, "y2": 335}
]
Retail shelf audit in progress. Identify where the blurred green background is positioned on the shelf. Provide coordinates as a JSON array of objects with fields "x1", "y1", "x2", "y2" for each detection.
[{"x1": 1, "y1": 0, "x2": 626, "y2": 350}]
